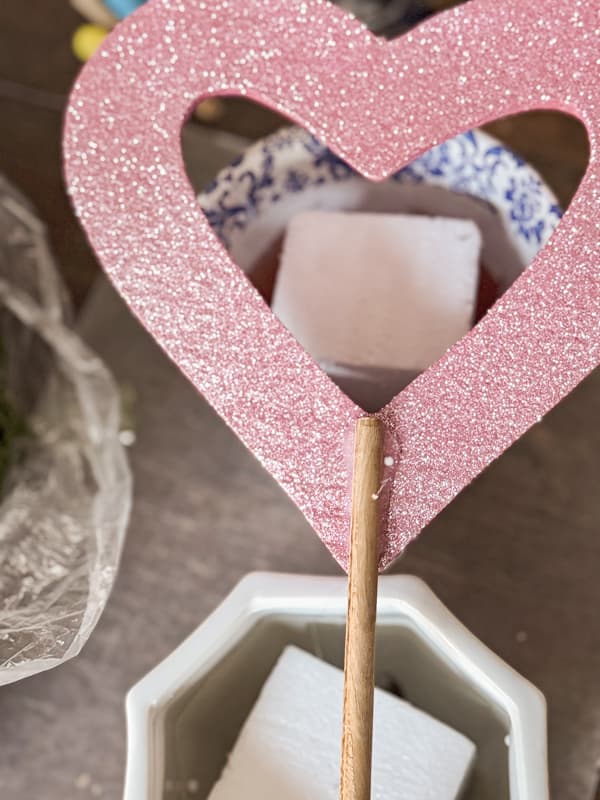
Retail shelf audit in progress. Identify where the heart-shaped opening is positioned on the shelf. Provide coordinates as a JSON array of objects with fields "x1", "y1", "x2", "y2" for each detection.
[{"x1": 184, "y1": 106, "x2": 588, "y2": 413}]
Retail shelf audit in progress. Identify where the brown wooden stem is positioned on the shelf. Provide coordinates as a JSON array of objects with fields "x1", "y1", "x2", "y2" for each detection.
[{"x1": 340, "y1": 417, "x2": 384, "y2": 800}]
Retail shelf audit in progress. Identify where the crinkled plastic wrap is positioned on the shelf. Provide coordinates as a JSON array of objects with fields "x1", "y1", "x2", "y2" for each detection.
[{"x1": 0, "y1": 175, "x2": 131, "y2": 685}]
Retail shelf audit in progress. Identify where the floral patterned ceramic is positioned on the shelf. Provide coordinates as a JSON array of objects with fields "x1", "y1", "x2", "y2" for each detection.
[{"x1": 199, "y1": 126, "x2": 561, "y2": 293}]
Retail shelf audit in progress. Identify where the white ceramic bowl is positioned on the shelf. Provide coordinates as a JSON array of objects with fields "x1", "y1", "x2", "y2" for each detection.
[
  {"x1": 199, "y1": 126, "x2": 561, "y2": 294},
  {"x1": 125, "y1": 573, "x2": 548, "y2": 800}
]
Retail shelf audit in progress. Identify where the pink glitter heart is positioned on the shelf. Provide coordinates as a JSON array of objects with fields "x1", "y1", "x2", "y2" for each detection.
[{"x1": 64, "y1": 0, "x2": 600, "y2": 570}]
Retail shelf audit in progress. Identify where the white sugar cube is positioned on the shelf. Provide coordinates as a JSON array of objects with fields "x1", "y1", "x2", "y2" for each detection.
[
  {"x1": 272, "y1": 211, "x2": 481, "y2": 374},
  {"x1": 208, "y1": 646, "x2": 475, "y2": 800}
]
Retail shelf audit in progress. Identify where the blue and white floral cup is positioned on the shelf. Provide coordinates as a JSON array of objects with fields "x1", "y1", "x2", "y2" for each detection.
[{"x1": 199, "y1": 126, "x2": 561, "y2": 298}]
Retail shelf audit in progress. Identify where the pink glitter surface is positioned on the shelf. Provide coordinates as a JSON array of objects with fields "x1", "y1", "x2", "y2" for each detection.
[{"x1": 63, "y1": 0, "x2": 600, "y2": 571}]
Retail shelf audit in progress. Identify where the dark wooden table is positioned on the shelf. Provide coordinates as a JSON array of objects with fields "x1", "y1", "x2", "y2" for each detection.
[{"x1": 1, "y1": 2, "x2": 598, "y2": 799}]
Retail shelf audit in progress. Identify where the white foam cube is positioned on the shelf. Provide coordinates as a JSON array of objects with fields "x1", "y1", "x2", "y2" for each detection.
[
  {"x1": 208, "y1": 646, "x2": 475, "y2": 800},
  {"x1": 271, "y1": 211, "x2": 481, "y2": 373}
]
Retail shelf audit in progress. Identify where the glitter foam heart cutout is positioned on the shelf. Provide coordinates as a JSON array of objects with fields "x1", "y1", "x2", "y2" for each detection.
[{"x1": 64, "y1": 0, "x2": 600, "y2": 570}]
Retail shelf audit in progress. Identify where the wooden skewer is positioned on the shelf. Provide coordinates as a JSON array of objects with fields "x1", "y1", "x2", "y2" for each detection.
[{"x1": 340, "y1": 417, "x2": 384, "y2": 800}]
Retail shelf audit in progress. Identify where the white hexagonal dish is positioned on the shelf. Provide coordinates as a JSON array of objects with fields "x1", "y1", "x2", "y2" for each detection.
[{"x1": 124, "y1": 573, "x2": 548, "y2": 800}]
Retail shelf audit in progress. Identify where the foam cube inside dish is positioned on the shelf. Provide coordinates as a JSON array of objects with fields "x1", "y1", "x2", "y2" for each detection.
[
  {"x1": 271, "y1": 210, "x2": 482, "y2": 378},
  {"x1": 207, "y1": 646, "x2": 475, "y2": 800}
]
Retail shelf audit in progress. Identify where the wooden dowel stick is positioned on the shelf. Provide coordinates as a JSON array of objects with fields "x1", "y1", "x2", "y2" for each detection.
[{"x1": 340, "y1": 417, "x2": 384, "y2": 800}]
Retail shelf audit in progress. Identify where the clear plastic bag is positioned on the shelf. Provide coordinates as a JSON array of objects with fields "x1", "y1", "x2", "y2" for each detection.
[{"x1": 0, "y1": 175, "x2": 131, "y2": 685}]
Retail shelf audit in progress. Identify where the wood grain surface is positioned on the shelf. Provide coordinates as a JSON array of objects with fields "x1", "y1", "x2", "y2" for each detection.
[{"x1": 340, "y1": 418, "x2": 384, "y2": 800}]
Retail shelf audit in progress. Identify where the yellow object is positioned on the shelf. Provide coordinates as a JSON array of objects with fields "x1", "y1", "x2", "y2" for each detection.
[{"x1": 72, "y1": 24, "x2": 108, "y2": 62}]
